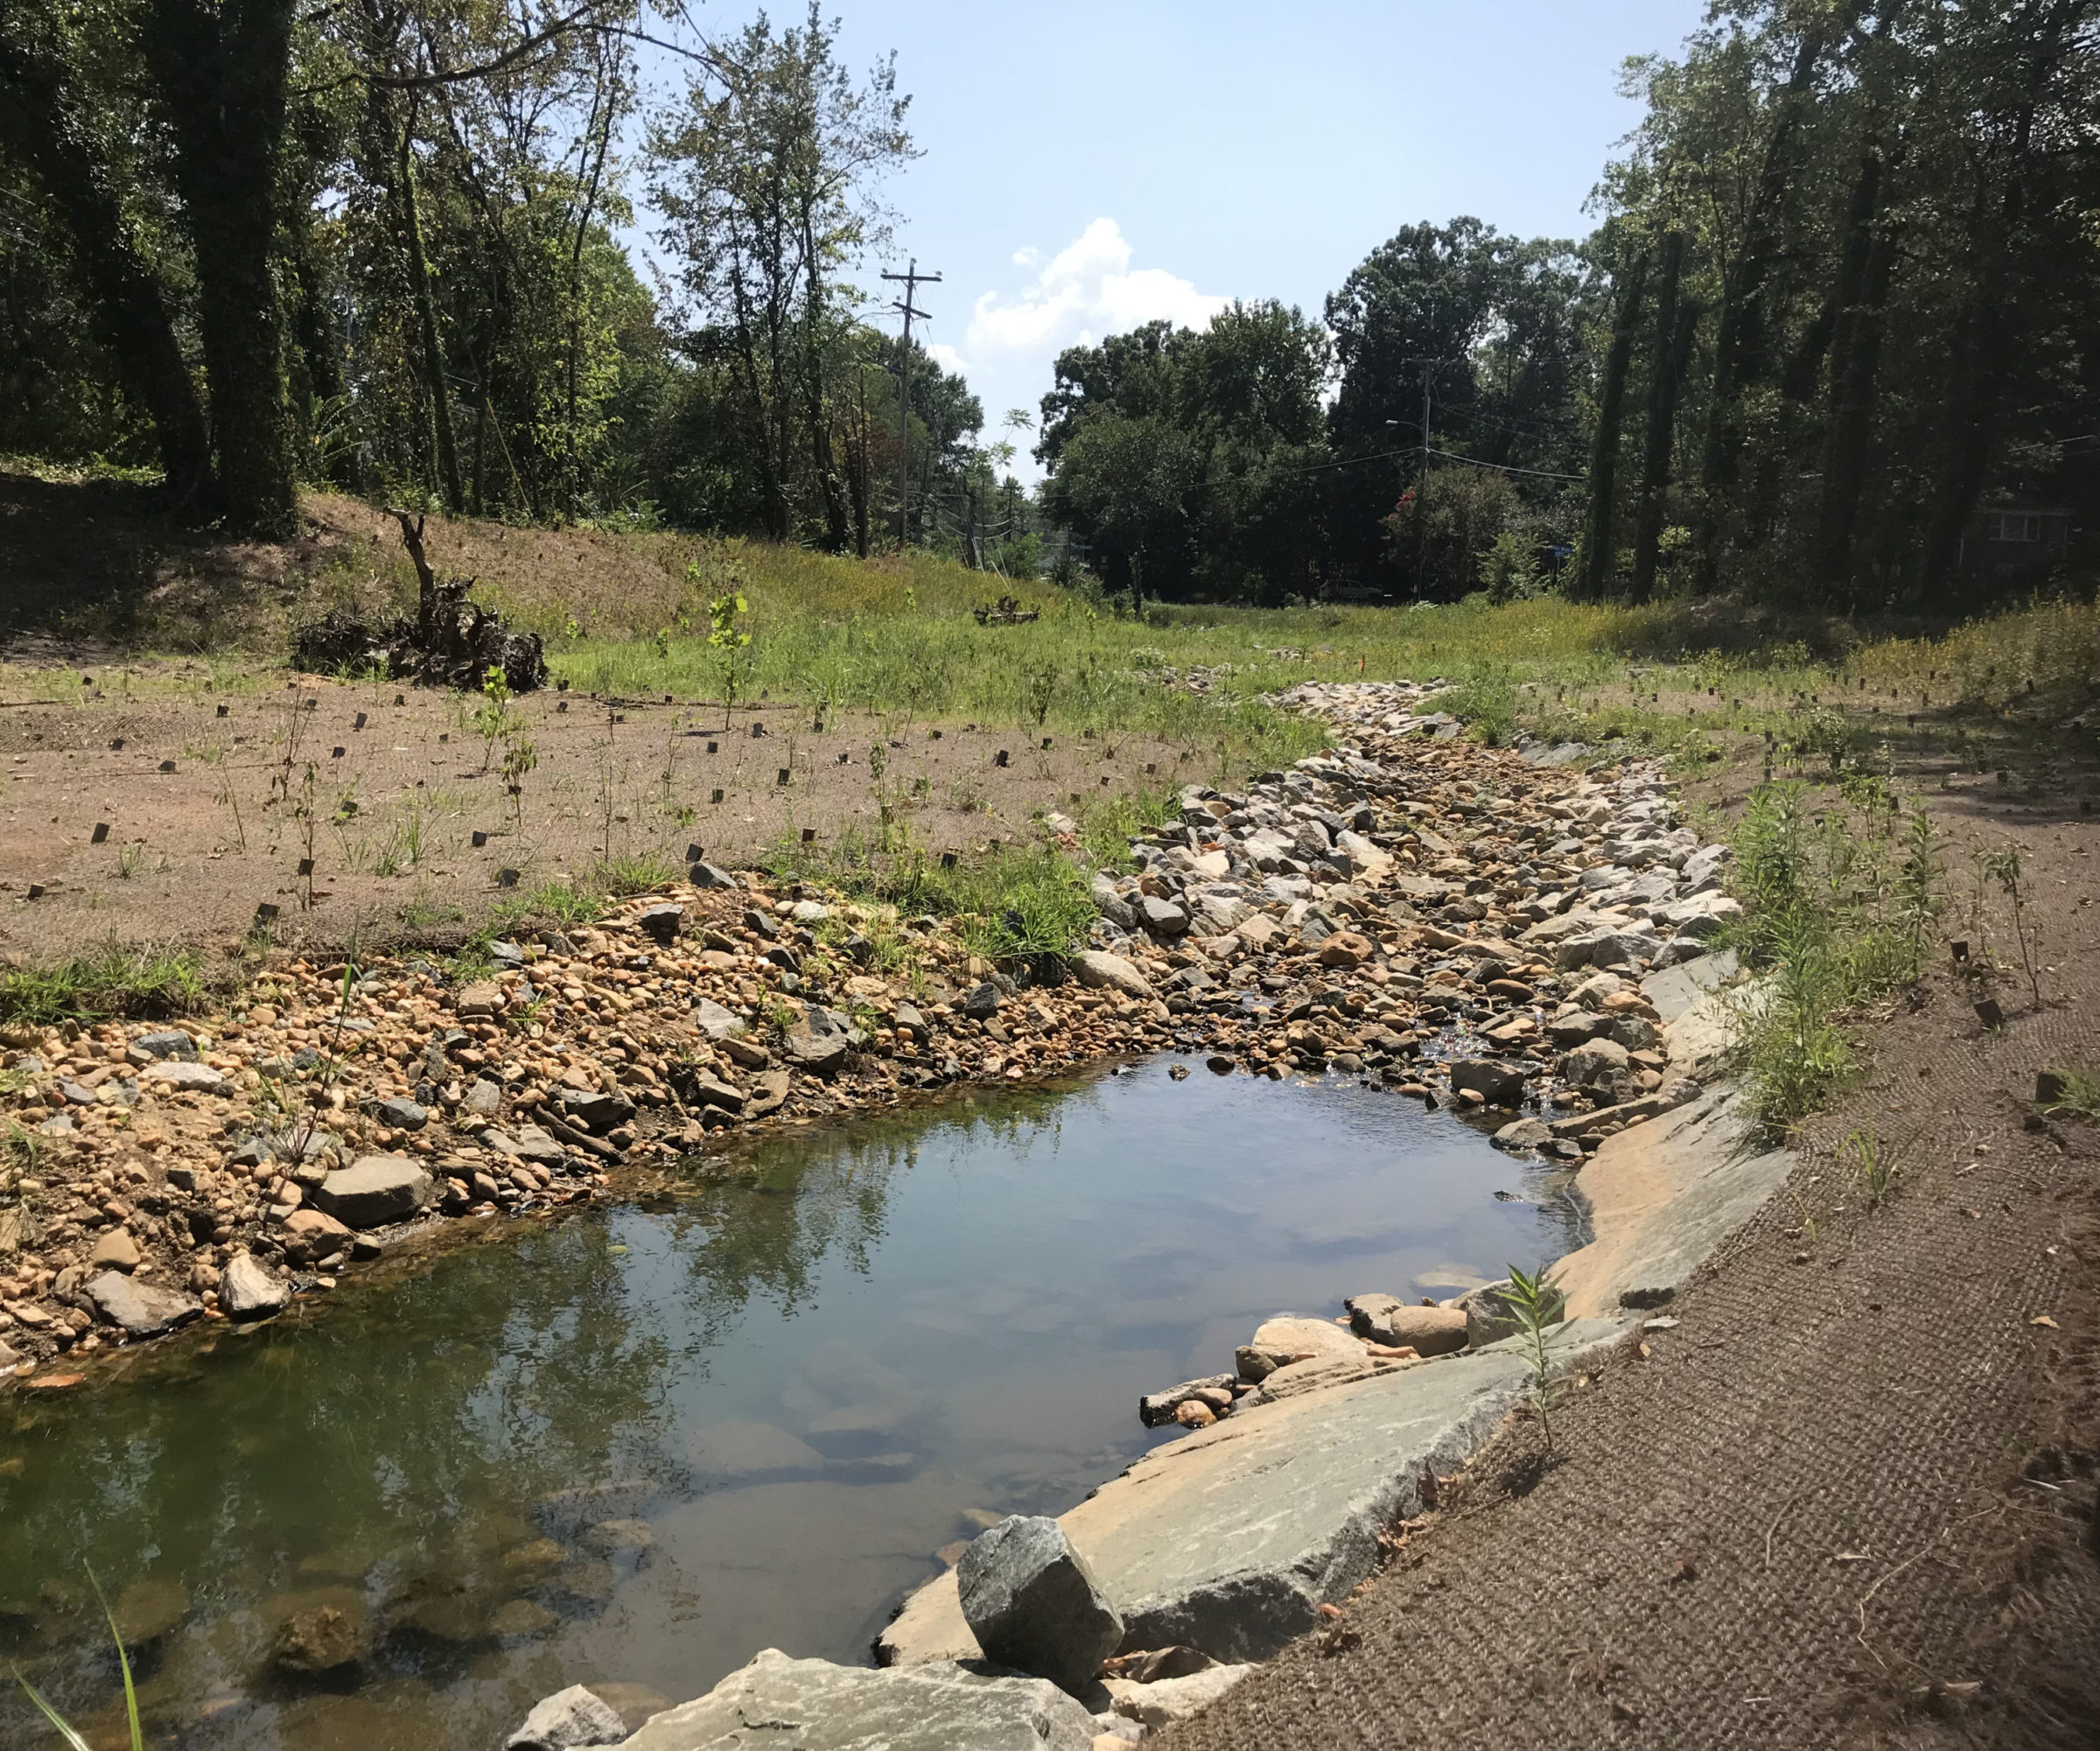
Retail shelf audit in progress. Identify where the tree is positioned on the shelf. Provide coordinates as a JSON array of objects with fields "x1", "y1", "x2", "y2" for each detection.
[{"x1": 648, "y1": 4, "x2": 913, "y2": 548}]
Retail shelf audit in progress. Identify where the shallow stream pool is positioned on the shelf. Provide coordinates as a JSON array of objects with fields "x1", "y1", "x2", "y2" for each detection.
[{"x1": 1, "y1": 1062, "x2": 1578, "y2": 1749}]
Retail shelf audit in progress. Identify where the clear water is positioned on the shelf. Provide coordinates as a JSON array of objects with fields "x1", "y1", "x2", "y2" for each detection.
[{"x1": 0, "y1": 1061, "x2": 1578, "y2": 1749}]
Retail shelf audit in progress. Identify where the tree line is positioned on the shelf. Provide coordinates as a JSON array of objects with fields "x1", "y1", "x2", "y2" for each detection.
[
  {"x1": 0, "y1": 0, "x2": 1000, "y2": 550},
  {"x1": 1037, "y1": 0, "x2": 2099, "y2": 610}
]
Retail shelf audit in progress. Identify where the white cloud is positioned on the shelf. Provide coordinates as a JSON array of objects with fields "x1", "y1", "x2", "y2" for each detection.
[
  {"x1": 962, "y1": 218, "x2": 1230, "y2": 362},
  {"x1": 904, "y1": 219, "x2": 1230, "y2": 481}
]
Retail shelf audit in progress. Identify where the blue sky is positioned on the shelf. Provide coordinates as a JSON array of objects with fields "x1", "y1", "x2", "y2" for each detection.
[{"x1": 637, "y1": 1, "x2": 1707, "y2": 476}]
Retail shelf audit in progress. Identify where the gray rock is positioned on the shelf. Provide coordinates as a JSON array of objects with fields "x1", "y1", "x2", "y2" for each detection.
[
  {"x1": 219, "y1": 1252, "x2": 290, "y2": 1319},
  {"x1": 506, "y1": 1684, "x2": 627, "y2": 1751},
  {"x1": 556, "y1": 1086, "x2": 637, "y2": 1133},
  {"x1": 1089, "y1": 873, "x2": 1137, "y2": 930},
  {"x1": 1546, "y1": 1009, "x2": 1610, "y2": 1047},
  {"x1": 1640, "y1": 949, "x2": 1740, "y2": 1023},
  {"x1": 781, "y1": 1027, "x2": 850, "y2": 1075},
  {"x1": 1559, "y1": 1037, "x2": 1631, "y2": 1088},
  {"x1": 366, "y1": 1095, "x2": 427, "y2": 1131},
  {"x1": 690, "y1": 998, "x2": 748, "y2": 1040},
  {"x1": 1446, "y1": 1058, "x2": 1524, "y2": 1108},
  {"x1": 686, "y1": 1420, "x2": 824, "y2": 1481},
  {"x1": 688, "y1": 860, "x2": 738, "y2": 889},
  {"x1": 1103, "y1": 1663, "x2": 1254, "y2": 1731},
  {"x1": 130, "y1": 1029, "x2": 197, "y2": 1062},
  {"x1": 620, "y1": 1649, "x2": 1096, "y2": 1751},
  {"x1": 463, "y1": 1078, "x2": 504, "y2": 1116},
  {"x1": 85, "y1": 1271, "x2": 202, "y2": 1336},
  {"x1": 1492, "y1": 1116, "x2": 1555, "y2": 1151},
  {"x1": 634, "y1": 902, "x2": 684, "y2": 944},
  {"x1": 1071, "y1": 950, "x2": 1153, "y2": 999},
  {"x1": 1138, "y1": 895, "x2": 1189, "y2": 937},
  {"x1": 1138, "y1": 1375, "x2": 1238, "y2": 1428},
  {"x1": 957, "y1": 982, "x2": 1004, "y2": 1020},
  {"x1": 957, "y1": 1516, "x2": 1124, "y2": 1695},
  {"x1": 310, "y1": 1156, "x2": 435, "y2": 1229},
  {"x1": 139, "y1": 1061, "x2": 228, "y2": 1093},
  {"x1": 1607, "y1": 1014, "x2": 1662, "y2": 1052}
]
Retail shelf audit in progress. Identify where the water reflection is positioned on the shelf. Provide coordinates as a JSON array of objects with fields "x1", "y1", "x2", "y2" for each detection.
[{"x1": 0, "y1": 1063, "x2": 1574, "y2": 1748}]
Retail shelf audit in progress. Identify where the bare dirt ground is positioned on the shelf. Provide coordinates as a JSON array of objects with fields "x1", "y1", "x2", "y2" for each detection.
[
  {"x1": 0, "y1": 662, "x2": 1189, "y2": 963},
  {"x1": 1163, "y1": 783, "x2": 2100, "y2": 1749}
]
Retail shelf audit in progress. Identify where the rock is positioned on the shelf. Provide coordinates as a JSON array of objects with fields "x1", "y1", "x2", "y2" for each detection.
[
  {"x1": 635, "y1": 903, "x2": 684, "y2": 944},
  {"x1": 957, "y1": 1516, "x2": 1124, "y2": 1695},
  {"x1": 88, "y1": 1229, "x2": 142, "y2": 1272},
  {"x1": 556, "y1": 1086, "x2": 637, "y2": 1133},
  {"x1": 455, "y1": 980, "x2": 506, "y2": 1018},
  {"x1": 272, "y1": 1601, "x2": 370, "y2": 1673},
  {"x1": 220, "y1": 1252, "x2": 290, "y2": 1318},
  {"x1": 581, "y1": 1517, "x2": 654, "y2": 1556},
  {"x1": 85, "y1": 1271, "x2": 202, "y2": 1337},
  {"x1": 1235, "y1": 1314, "x2": 1362, "y2": 1382},
  {"x1": 690, "y1": 998, "x2": 748, "y2": 1040},
  {"x1": 112, "y1": 1578, "x2": 190, "y2": 1643},
  {"x1": 1607, "y1": 1014, "x2": 1662, "y2": 1052},
  {"x1": 957, "y1": 982, "x2": 1004, "y2": 1020},
  {"x1": 1089, "y1": 874, "x2": 1136, "y2": 930},
  {"x1": 1492, "y1": 1116, "x2": 1555, "y2": 1150},
  {"x1": 1138, "y1": 896, "x2": 1189, "y2": 937},
  {"x1": 281, "y1": 1208, "x2": 354, "y2": 1265},
  {"x1": 1639, "y1": 949, "x2": 1739, "y2": 1023},
  {"x1": 1102, "y1": 1663, "x2": 1254, "y2": 1730},
  {"x1": 1559, "y1": 1037, "x2": 1631, "y2": 1089},
  {"x1": 1344, "y1": 1294, "x2": 1469, "y2": 1355},
  {"x1": 506, "y1": 1684, "x2": 627, "y2": 1751},
  {"x1": 686, "y1": 1420, "x2": 824, "y2": 1481},
  {"x1": 140, "y1": 1061, "x2": 228, "y2": 1093},
  {"x1": 130, "y1": 1030, "x2": 198, "y2": 1062},
  {"x1": 675, "y1": 1068, "x2": 746, "y2": 1114},
  {"x1": 688, "y1": 860, "x2": 738, "y2": 889},
  {"x1": 491, "y1": 1599, "x2": 558, "y2": 1637},
  {"x1": 311, "y1": 1156, "x2": 434, "y2": 1229},
  {"x1": 1446, "y1": 1059, "x2": 1524, "y2": 1108},
  {"x1": 1071, "y1": 950, "x2": 1154, "y2": 999},
  {"x1": 620, "y1": 1649, "x2": 1096, "y2": 1751},
  {"x1": 1206, "y1": 1054, "x2": 1235, "y2": 1075},
  {"x1": 584, "y1": 1684, "x2": 673, "y2": 1736},
  {"x1": 366, "y1": 1095, "x2": 428, "y2": 1131},
  {"x1": 744, "y1": 1068, "x2": 793, "y2": 1117},
  {"x1": 1316, "y1": 930, "x2": 1375, "y2": 968},
  {"x1": 781, "y1": 1028, "x2": 850, "y2": 1075},
  {"x1": 463, "y1": 1078, "x2": 504, "y2": 1116}
]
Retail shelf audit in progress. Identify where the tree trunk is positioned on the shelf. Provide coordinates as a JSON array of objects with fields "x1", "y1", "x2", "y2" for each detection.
[
  {"x1": 146, "y1": 0, "x2": 300, "y2": 535},
  {"x1": 1630, "y1": 231, "x2": 1690, "y2": 605},
  {"x1": 1810, "y1": 151, "x2": 1897, "y2": 599},
  {"x1": 1576, "y1": 250, "x2": 1648, "y2": 600},
  {"x1": 396, "y1": 106, "x2": 464, "y2": 513},
  {"x1": 1692, "y1": 14, "x2": 1844, "y2": 588},
  {"x1": 0, "y1": 30, "x2": 214, "y2": 507}
]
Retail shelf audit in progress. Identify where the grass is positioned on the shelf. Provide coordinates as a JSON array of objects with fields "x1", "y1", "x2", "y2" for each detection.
[
  {"x1": 2040, "y1": 1068, "x2": 2100, "y2": 1123},
  {"x1": 1724, "y1": 781, "x2": 1942, "y2": 1131},
  {"x1": 0, "y1": 941, "x2": 217, "y2": 1030}
]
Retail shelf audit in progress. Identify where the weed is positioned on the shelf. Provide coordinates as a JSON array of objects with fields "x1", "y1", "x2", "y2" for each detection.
[
  {"x1": 1843, "y1": 1125, "x2": 1897, "y2": 1208},
  {"x1": 13, "y1": 1566, "x2": 144, "y2": 1751},
  {"x1": 1981, "y1": 844, "x2": 2041, "y2": 1009},
  {"x1": 1500, "y1": 1264, "x2": 1568, "y2": 1453},
  {"x1": 2039, "y1": 1068, "x2": 2100, "y2": 1122},
  {"x1": 590, "y1": 849, "x2": 682, "y2": 897},
  {"x1": 116, "y1": 841, "x2": 144, "y2": 880}
]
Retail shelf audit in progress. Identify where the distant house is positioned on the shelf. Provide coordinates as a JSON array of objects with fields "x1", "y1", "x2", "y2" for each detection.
[{"x1": 1961, "y1": 501, "x2": 2073, "y2": 580}]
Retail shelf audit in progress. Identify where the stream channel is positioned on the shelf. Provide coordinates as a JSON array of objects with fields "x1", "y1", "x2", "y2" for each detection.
[{"x1": 2, "y1": 1060, "x2": 1579, "y2": 1750}]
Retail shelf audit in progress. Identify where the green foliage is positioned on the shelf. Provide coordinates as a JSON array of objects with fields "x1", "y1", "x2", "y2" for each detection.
[
  {"x1": 1499, "y1": 1263, "x2": 1569, "y2": 1453},
  {"x1": 0, "y1": 941, "x2": 212, "y2": 1027},
  {"x1": 1843, "y1": 1125, "x2": 1897, "y2": 1209},
  {"x1": 13, "y1": 1566, "x2": 145, "y2": 1751}
]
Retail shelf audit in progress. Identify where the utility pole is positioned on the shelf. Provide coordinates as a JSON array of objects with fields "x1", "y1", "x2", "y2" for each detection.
[{"x1": 880, "y1": 259, "x2": 941, "y2": 549}]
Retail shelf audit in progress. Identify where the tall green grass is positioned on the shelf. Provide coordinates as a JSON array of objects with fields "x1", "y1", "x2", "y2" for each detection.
[{"x1": 0, "y1": 941, "x2": 214, "y2": 1029}]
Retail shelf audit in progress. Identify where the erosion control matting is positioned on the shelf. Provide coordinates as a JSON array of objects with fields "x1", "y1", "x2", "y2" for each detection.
[{"x1": 1162, "y1": 811, "x2": 2100, "y2": 1751}]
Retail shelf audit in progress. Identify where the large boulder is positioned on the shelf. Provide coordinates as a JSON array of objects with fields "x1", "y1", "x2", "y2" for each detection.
[
  {"x1": 310, "y1": 1155, "x2": 434, "y2": 1229},
  {"x1": 506, "y1": 1684, "x2": 627, "y2": 1751},
  {"x1": 219, "y1": 1252, "x2": 290, "y2": 1319},
  {"x1": 1559, "y1": 1037, "x2": 1631, "y2": 1090},
  {"x1": 619, "y1": 1648, "x2": 1096, "y2": 1751},
  {"x1": 1071, "y1": 950, "x2": 1153, "y2": 999},
  {"x1": 84, "y1": 1271, "x2": 202, "y2": 1337},
  {"x1": 1235, "y1": 1314, "x2": 1362, "y2": 1383},
  {"x1": 956, "y1": 1516, "x2": 1124, "y2": 1696},
  {"x1": 1446, "y1": 1059, "x2": 1525, "y2": 1108},
  {"x1": 1343, "y1": 1293, "x2": 1469, "y2": 1356}
]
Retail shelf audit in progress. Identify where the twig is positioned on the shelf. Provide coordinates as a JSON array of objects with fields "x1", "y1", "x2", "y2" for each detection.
[
  {"x1": 1855, "y1": 1505, "x2": 2005, "y2": 1659},
  {"x1": 1765, "y1": 1490, "x2": 1802, "y2": 1570}
]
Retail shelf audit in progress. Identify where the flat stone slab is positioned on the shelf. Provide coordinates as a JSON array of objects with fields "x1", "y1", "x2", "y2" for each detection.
[
  {"x1": 85, "y1": 1270, "x2": 203, "y2": 1337},
  {"x1": 884, "y1": 1326, "x2": 1622, "y2": 1667},
  {"x1": 309, "y1": 1156, "x2": 434, "y2": 1229},
  {"x1": 1553, "y1": 1085, "x2": 1794, "y2": 1317},
  {"x1": 1640, "y1": 948, "x2": 1739, "y2": 1022},
  {"x1": 619, "y1": 1648, "x2": 1096, "y2": 1751},
  {"x1": 139, "y1": 1061, "x2": 228, "y2": 1094}
]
